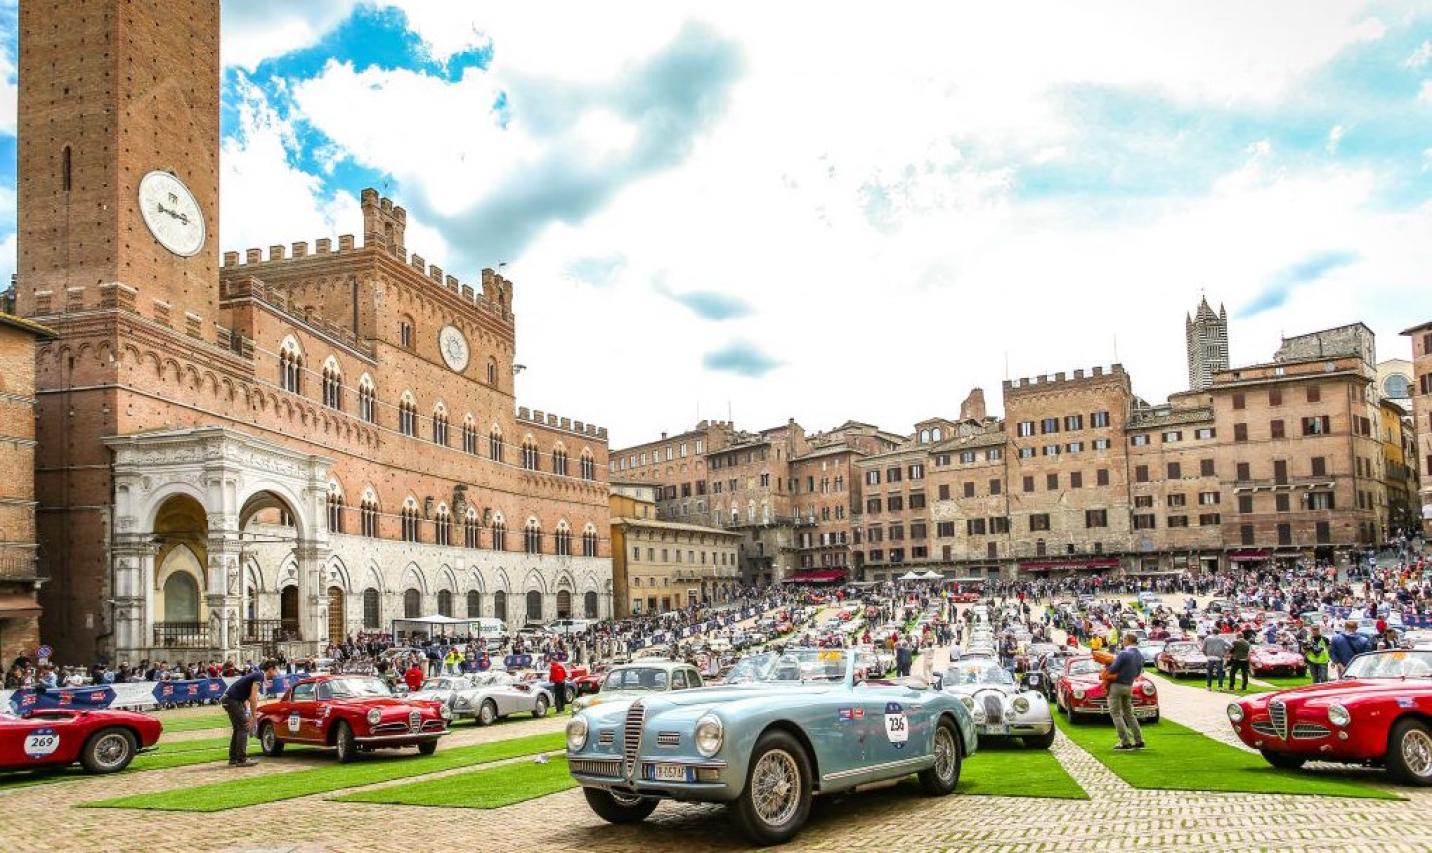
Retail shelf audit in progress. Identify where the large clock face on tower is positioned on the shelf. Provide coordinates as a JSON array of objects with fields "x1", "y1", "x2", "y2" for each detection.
[
  {"x1": 439, "y1": 325, "x2": 470, "y2": 372},
  {"x1": 138, "y1": 170, "x2": 206, "y2": 257}
]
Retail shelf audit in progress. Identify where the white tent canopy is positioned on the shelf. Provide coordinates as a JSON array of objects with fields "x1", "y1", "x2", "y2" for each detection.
[
  {"x1": 918, "y1": 570, "x2": 944, "y2": 580},
  {"x1": 390, "y1": 614, "x2": 494, "y2": 639},
  {"x1": 898, "y1": 571, "x2": 923, "y2": 581}
]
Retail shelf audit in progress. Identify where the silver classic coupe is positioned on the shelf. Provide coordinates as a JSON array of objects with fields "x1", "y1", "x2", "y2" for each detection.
[{"x1": 565, "y1": 647, "x2": 976, "y2": 845}]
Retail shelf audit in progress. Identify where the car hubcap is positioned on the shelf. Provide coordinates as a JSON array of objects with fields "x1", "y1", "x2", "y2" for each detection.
[
  {"x1": 94, "y1": 733, "x2": 128, "y2": 768},
  {"x1": 934, "y1": 727, "x2": 955, "y2": 781},
  {"x1": 482, "y1": 705, "x2": 494, "y2": 724},
  {"x1": 751, "y1": 749, "x2": 800, "y2": 826},
  {"x1": 262, "y1": 728, "x2": 273, "y2": 749},
  {"x1": 1403, "y1": 730, "x2": 1432, "y2": 777}
]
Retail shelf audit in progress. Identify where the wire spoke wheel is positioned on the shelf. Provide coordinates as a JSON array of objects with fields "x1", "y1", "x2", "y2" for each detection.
[
  {"x1": 1403, "y1": 729, "x2": 1432, "y2": 777},
  {"x1": 934, "y1": 725, "x2": 955, "y2": 781},
  {"x1": 751, "y1": 749, "x2": 801, "y2": 827},
  {"x1": 92, "y1": 732, "x2": 130, "y2": 769}
]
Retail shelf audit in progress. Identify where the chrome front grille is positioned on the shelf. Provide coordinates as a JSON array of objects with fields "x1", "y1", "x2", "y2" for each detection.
[
  {"x1": 623, "y1": 702, "x2": 645, "y2": 779},
  {"x1": 982, "y1": 694, "x2": 1005, "y2": 725},
  {"x1": 372, "y1": 722, "x2": 409, "y2": 734},
  {"x1": 656, "y1": 731, "x2": 681, "y2": 747},
  {"x1": 422, "y1": 720, "x2": 446, "y2": 732},
  {"x1": 597, "y1": 730, "x2": 615, "y2": 746},
  {"x1": 409, "y1": 711, "x2": 422, "y2": 733},
  {"x1": 1292, "y1": 723, "x2": 1331, "y2": 740},
  {"x1": 1250, "y1": 720, "x2": 1277, "y2": 737},
  {"x1": 1268, "y1": 701, "x2": 1287, "y2": 740},
  {"x1": 570, "y1": 758, "x2": 622, "y2": 777}
]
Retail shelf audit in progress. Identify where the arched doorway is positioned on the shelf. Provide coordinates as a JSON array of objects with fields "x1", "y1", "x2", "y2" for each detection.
[
  {"x1": 525, "y1": 590, "x2": 542, "y2": 624},
  {"x1": 163, "y1": 570, "x2": 199, "y2": 622},
  {"x1": 327, "y1": 586, "x2": 345, "y2": 642},
  {"x1": 556, "y1": 589, "x2": 572, "y2": 619},
  {"x1": 493, "y1": 590, "x2": 507, "y2": 624},
  {"x1": 584, "y1": 591, "x2": 598, "y2": 619},
  {"x1": 280, "y1": 586, "x2": 300, "y2": 639},
  {"x1": 466, "y1": 590, "x2": 481, "y2": 618},
  {"x1": 437, "y1": 589, "x2": 453, "y2": 617},
  {"x1": 362, "y1": 588, "x2": 380, "y2": 630},
  {"x1": 403, "y1": 588, "x2": 421, "y2": 618}
]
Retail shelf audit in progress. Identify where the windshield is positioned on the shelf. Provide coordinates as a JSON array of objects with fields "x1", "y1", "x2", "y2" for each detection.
[
  {"x1": 324, "y1": 677, "x2": 390, "y2": 698},
  {"x1": 420, "y1": 678, "x2": 469, "y2": 691},
  {"x1": 942, "y1": 661, "x2": 1015, "y2": 686},
  {"x1": 1068, "y1": 659, "x2": 1103, "y2": 676},
  {"x1": 1166, "y1": 642, "x2": 1199, "y2": 656},
  {"x1": 1344, "y1": 650, "x2": 1432, "y2": 679},
  {"x1": 724, "y1": 652, "x2": 776, "y2": 684},
  {"x1": 603, "y1": 667, "x2": 670, "y2": 692},
  {"x1": 1254, "y1": 645, "x2": 1290, "y2": 655},
  {"x1": 757, "y1": 649, "x2": 849, "y2": 683}
]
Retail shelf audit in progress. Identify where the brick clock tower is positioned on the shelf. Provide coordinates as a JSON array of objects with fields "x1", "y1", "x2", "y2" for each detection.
[
  {"x1": 17, "y1": 0, "x2": 220, "y2": 323},
  {"x1": 15, "y1": 0, "x2": 222, "y2": 659}
]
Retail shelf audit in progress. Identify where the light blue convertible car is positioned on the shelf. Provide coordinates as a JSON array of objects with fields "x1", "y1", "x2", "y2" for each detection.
[{"x1": 565, "y1": 647, "x2": 976, "y2": 845}]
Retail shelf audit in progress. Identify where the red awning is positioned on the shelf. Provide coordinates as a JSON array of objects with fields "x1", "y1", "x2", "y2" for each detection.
[
  {"x1": 785, "y1": 569, "x2": 847, "y2": 583},
  {"x1": 1018, "y1": 558, "x2": 1120, "y2": 572},
  {"x1": 1228, "y1": 549, "x2": 1271, "y2": 563}
]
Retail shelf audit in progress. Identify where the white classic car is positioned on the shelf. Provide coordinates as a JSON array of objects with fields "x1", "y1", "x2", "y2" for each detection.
[
  {"x1": 939, "y1": 658, "x2": 1055, "y2": 748},
  {"x1": 443, "y1": 671, "x2": 555, "y2": 725}
]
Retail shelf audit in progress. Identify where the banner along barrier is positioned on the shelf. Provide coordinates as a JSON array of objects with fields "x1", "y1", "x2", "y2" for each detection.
[{"x1": 8, "y1": 684, "x2": 117, "y2": 712}]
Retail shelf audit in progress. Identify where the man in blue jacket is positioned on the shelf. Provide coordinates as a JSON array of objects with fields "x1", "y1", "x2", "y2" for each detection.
[{"x1": 1329, "y1": 620, "x2": 1369, "y2": 677}]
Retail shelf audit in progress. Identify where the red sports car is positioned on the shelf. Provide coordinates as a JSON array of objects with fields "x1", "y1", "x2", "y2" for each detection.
[
  {"x1": 1228, "y1": 649, "x2": 1432, "y2": 784},
  {"x1": 257, "y1": 674, "x2": 450, "y2": 763},
  {"x1": 572, "y1": 665, "x2": 609, "y2": 696},
  {"x1": 1, "y1": 707, "x2": 162, "y2": 774},
  {"x1": 953, "y1": 592, "x2": 981, "y2": 603},
  {"x1": 1249, "y1": 644, "x2": 1306, "y2": 677},
  {"x1": 1056, "y1": 656, "x2": 1160, "y2": 723}
]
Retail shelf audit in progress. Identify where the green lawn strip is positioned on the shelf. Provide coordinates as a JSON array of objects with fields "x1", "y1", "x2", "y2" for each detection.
[
  {"x1": 336, "y1": 756, "x2": 576, "y2": 809},
  {"x1": 1052, "y1": 714, "x2": 1398, "y2": 800},
  {"x1": 81, "y1": 731, "x2": 567, "y2": 812},
  {"x1": 335, "y1": 741, "x2": 1088, "y2": 809},
  {"x1": 1254, "y1": 675, "x2": 1316, "y2": 691},
  {"x1": 0, "y1": 738, "x2": 261, "y2": 792},
  {"x1": 157, "y1": 712, "x2": 232, "y2": 733},
  {"x1": 956, "y1": 741, "x2": 1087, "y2": 799}
]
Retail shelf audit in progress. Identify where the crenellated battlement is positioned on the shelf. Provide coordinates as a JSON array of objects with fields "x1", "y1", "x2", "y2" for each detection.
[
  {"x1": 1002, "y1": 363, "x2": 1128, "y2": 394},
  {"x1": 221, "y1": 276, "x2": 375, "y2": 357},
  {"x1": 516, "y1": 406, "x2": 608, "y2": 441}
]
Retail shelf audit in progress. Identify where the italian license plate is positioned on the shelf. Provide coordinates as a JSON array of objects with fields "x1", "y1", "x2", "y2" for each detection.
[
  {"x1": 650, "y1": 764, "x2": 690, "y2": 782},
  {"x1": 1134, "y1": 708, "x2": 1158, "y2": 718},
  {"x1": 980, "y1": 724, "x2": 1010, "y2": 735}
]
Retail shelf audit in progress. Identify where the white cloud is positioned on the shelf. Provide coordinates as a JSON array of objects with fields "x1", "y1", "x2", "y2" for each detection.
[
  {"x1": 1420, "y1": 80, "x2": 1432, "y2": 102},
  {"x1": 209, "y1": 2, "x2": 1432, "y2": 444},
  {"x1": 1327, "y1": 124, "x2": 1345, "y2": 153},
  {"x1": 0, "y1": 36, "x2": 15, "y2": 136},
  {"x1": 1405, "y1": 40, "x2": 1432, "y2": 69},
  {"x1": 220, "y1": 1, "x2": 358, "y2": 69}
]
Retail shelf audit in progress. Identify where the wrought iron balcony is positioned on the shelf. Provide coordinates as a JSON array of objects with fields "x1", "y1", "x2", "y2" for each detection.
[{"x1": 153, "y1": 621, "x2": 209, "y2": 648}]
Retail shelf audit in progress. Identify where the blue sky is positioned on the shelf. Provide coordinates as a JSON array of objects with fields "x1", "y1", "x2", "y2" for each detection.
[{"x1": 1, "y1": 2, "x2": 1430, "y2": 443}]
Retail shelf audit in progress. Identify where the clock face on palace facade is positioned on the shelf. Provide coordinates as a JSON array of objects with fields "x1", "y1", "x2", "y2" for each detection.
[
  {"x1": 138, "y1": 170, "x2": 207, "y2": 257},
  {"x1": 439, "y1": 325, "x2": 470, "y2": 372}
]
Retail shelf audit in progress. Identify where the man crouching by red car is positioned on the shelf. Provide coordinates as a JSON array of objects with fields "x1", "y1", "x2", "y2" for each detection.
[{"x1": 221, "y1": 660, "x2": 278, "y2": 768}]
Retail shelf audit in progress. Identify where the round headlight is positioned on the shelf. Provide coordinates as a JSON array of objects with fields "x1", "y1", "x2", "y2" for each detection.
[
  {"x1": 1141, "y1": 682, "x2": 1156, "y2": 696},
  {"x1": 1226, "y1": 703, "x2": 1244, "y2": 723},
  {"x1": 695, "y1": 713, "x2": 724, "y2": 757},
  {"x1": 439, "y1": 704, "x2": 452, "y2": 721},
  {"x1": 1073, "y1": 688, "x2": 1086, "y2": 700},
  {"x1": 961, "y1": 696, "x2": 975, "y2": 711},
  {"x1": 1013, "y1": 697, "x2": 1030, "y2": 714},
  {"x1": 366, "y1": 708, "x2": 382, "y2": 726},
  {"x1": 1327, "y1": 703, "x2": 1350, "y2": 727},
  {"x1": 566, "y1": 715, "x2": 589, "y2": 752}
]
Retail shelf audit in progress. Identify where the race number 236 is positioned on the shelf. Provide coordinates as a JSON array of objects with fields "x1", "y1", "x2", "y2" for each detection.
[{"x1": 884, "y1": 713, "x2": 908, "y2": 743}]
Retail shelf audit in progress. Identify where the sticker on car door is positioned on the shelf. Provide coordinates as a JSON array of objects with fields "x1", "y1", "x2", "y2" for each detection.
[{"x1": 884, "y1": 702, "x2": 908, "y2": 748}]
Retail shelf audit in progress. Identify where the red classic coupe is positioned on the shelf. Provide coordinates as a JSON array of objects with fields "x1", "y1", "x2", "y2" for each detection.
[
  {"x1": 1250, "y1": 644, "x2": 1307, "y2": 677},
  {"x1": 1228, "y1": 649, "x2": 1432, "y2": 784},
  {"x1": 1155, "y1": 641, "x2": 1208, "y2": 678},
  {"x1": 257, "y1": 674, "x2": 450, "y2": 763},
  {"x1": 1056, "y1": 656, "x2": 1160, "y2": 723},
  {"x1": 1, "y1": 707, "x2": 162, "y2": 774}
]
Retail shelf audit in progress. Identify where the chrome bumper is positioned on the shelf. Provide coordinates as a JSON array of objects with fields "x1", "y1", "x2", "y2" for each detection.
[{"x1": 355, "y1": 730, "x2": 450, "y2": 744}]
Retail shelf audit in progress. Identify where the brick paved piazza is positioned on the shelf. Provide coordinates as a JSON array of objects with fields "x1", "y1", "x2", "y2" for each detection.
[{"x1": 2, "y1": 675, "x2": 1431, "y2": 853}]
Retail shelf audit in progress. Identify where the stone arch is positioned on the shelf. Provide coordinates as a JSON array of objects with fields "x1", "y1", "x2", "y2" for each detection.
[
  {"x1": 156, "y1": 544, "x2": 204, "y2": 623},
  {"x1": 325, "y1": 554, "x2": 352, "y2": 592},
  {"x1": 400, "y1": 561, "x2": 428, "y2": 595},
  {"x1": 436, "y1": 564, "x2": 458, "y2": 594}
]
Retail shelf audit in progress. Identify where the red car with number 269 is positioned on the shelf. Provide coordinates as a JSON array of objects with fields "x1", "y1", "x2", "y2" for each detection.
[{"x1": 0, "y1": 707, "x2": 162, "y2": 774}]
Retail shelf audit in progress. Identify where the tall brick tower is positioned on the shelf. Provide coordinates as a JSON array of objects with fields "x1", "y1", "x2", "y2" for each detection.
[
  {"x1": 1186, "y1": 297, "x2": 1229, "y2": 391},
  {"x1": 15, "y1": 0, "x2": 222, "y2": 659},
  {"x1": 16, "y1": 0, "x2": 221, "y2": 325}
]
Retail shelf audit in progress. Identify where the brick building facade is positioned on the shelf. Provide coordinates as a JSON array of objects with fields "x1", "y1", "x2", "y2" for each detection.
[
  {"x1": 1404, "y1": 321, "x2": 1432, "y2": 535},
  {"x1": 0, "y1": 313, "x2": 54, "y2": 665},
  {"x1": 11, "y1": 0, "x2": 610, "y2": 664},
  {"x1": 609, "y1": 483, "x2": 740, "y2": 617}
]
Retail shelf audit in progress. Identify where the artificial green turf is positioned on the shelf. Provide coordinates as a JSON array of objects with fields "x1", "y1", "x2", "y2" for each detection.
[
  {"x1": 81, "y1": 731, "x2": 567, "y2": 811},
  {"x1": 957, "y1": 741, "x2": 1088, "y2": 799},
  {"x1": 157, "y1": 711, "x2": 232, "y2": 733},
  {"x1": 0, "y1": 737, "x2": 260, "y2": 791},
  {"x1": 1053, "y1": 714, "x2": 1399, "y2": 799},
  {"x1": 336, "y1": 756, "x2": 577, "y2": 809}
]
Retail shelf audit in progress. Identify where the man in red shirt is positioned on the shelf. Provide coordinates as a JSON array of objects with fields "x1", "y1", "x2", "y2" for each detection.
[
  {"x1": 403, "y1": 661, "x2": 424, "y2": 693},
  {"x1": 548, "y1": 658, "x2": 568, "y2": 713}
]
